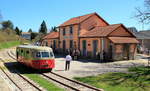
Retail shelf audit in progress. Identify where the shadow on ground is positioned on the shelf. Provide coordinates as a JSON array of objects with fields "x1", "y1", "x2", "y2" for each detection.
[{"x1": 4, "y1": 62, "x2": 50, "y2": 74}]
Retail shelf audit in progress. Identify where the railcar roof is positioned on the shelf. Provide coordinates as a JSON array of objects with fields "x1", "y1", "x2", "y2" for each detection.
[{"x1": 17, "y1": 45, "x2": 53, "y2": 51}]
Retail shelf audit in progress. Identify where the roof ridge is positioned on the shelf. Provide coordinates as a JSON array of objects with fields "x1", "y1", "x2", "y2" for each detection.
[
  {"x1": 71, "y1": 12, "x2": 96, "y2": 19},
  {"x1": 59, "y1": 12, "x2": 97, "y2": 27}
]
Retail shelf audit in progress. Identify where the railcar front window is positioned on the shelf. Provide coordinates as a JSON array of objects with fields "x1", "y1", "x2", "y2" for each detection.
[
  {"x1": 41, "y1": 52, "x2": 49, "y2": 58},
  {"x1": 36, "y1": 52, "x2": 41, "y2": 58}
]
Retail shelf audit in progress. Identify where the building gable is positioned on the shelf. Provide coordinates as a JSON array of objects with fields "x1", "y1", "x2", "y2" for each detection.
[
  {"x1": 59, "y1": 12, "x2": 109, "y2": 27},
  {"x1": 80, "y1": 14, "x2": 109, "y2": 30},
  {"x1": 108, "y1": 25, "x2": 133, "y2": 37}
]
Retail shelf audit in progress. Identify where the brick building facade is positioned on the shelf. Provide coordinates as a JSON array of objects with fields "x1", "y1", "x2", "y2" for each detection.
[
  {"x1": 41, "y1": 32, "x2": 59, "y2": 52},
  {"x1": 41, "y1": 13, "x2": 139, "y2": 61}
]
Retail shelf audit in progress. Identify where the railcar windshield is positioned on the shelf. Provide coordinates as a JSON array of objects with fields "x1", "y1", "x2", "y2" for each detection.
[
  {"x1": 41, "y1": 52, "x2": 49, "y2": 58},
  {"x1": 36, "y1": 51, "x2": 54, "y2": 58}
]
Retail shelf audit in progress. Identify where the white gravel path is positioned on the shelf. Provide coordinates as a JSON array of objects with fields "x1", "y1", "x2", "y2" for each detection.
[{"x1": 53, "y1": 56, "x2": 148, "y2": 78}]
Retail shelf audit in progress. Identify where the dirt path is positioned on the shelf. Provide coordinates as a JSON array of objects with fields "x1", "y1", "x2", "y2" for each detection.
[{"x1": 53, "y1": 57, "x2": 148, "y2": 78}]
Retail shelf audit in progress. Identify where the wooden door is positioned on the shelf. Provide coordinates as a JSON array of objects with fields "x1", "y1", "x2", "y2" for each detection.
[
  {"x1": 123, "y1": 44, "x2": 129, "y2": 60},
  {"x1": 82, "y1": 40, "x2": 87, "y2": 56},
  {"x1": 93, "y1": 40, "x2": 98, "y2": 57}
]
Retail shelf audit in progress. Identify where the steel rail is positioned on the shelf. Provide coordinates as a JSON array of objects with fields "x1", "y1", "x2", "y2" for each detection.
[
  {"x1": 50, "y1": 72, "x2": 103, "y2": 91},
  {"x1": 0, "y1": 58, "x2": 22, "y2": 91},
  {"x1": 41, "y1": 73, "x2": 80, "y2": 91}
]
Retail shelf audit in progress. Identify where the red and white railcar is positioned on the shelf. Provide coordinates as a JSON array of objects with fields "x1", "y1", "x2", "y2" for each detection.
[{"x1": 16, "y1": 45, "x2": 55, "y2": 71}]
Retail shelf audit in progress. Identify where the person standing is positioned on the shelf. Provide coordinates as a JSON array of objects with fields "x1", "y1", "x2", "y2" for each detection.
[{"x1": 65, "y1": 54, "x2": 72, "y2": 71}]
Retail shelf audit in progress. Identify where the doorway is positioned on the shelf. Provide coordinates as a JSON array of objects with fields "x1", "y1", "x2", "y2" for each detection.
[
  {"x1": 109, "y1": 44, "x2": 113, "y2": 60},
  {"x1": 123, "y1": 44, "x2": 130, "y2": 60},
  {"x1": 82, "y1": 40, "x2": 87, "y2": 56},
  {"x1": 62, "y1": 40, "x2": 66, "y2": 52},
  {"x1": 93, "y1": 40, "x2": 98, "y2": 58}
]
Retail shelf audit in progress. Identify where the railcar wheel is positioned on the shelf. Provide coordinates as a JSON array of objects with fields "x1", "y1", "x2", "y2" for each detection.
[{"x1": 49, "y1": 68, "x2": 52, "y2": 72}]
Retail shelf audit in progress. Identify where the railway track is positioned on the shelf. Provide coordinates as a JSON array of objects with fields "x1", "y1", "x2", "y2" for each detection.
[
  {"x1": 8, "y1": 49, "x2": 104, "y2": 91},
  {"x1": 0, "y1": 52, "x2": 44, "y2": 91},
  {"x1": 0, "y1": 58, "x2": 21, "y2": 91},
  {"x1": 42, "y1": 72, "x2": 103, "y2": 91}
]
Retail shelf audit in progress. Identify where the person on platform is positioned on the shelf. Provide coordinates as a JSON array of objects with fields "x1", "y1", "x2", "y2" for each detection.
[{"x1": 65, "y1": 53, "x2": 72, "y2": 71}]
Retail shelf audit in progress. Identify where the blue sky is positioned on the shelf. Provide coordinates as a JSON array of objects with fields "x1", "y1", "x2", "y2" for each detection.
[{"x1": 0, "y1": 0, "x2": 147, "y2": 32}]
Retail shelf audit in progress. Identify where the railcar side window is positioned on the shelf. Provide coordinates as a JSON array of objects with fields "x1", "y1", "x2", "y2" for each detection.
[
  {"x1": 21, "y1": 50, "x2": 23, "y2": 56},
  {"x1": 26, "y1": 51, "x2": 29, "y2": 54},
  {"x1": 41, "y1": 52, "x2": 49, "y2": 58},
  {"x1": 36, "y1": 52, "x2": 41, "y2": 58},
  {"x1": 21, "y1": 50, "x2": 23, "y2": 53}
]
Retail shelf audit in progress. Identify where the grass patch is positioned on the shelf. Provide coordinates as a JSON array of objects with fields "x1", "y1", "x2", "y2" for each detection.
[
  {"x1": 74, "y1": 66, "x2": 150, "y2": 91},
  {"x1": 0, "y1": 41, "x2": 20, "y2": 50},
  {"x1": 24, "y1": 74, "x2": 64, "y2": 91}
]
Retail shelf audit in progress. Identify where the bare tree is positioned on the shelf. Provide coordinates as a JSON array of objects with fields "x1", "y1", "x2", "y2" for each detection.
[{"x1": 136, "y1": 0, "x2": 150, "y2": 24}]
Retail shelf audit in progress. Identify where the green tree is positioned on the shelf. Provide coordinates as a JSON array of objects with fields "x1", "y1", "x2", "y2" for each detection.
[
  {"x1": 33, "y1": 33, "x2": 45, "y2": 42},
  {"x1": 1, "y1": 20, "x2": 14, "y2": 30},
  {"x1": 39, "y1": 20, "x2": 47, "y2": 34},
  {"x1": 15, "y1": 27, "x2": 21, "y2": 35},
  {"x1": 19, "y1": 29, "x2": 22, "y2": 35},
  {"x1": 28, "y1": 28, "x2": 32, "y2": 33},
  {"x1": 51, "y1": 26, "x2": 57, "y2": 32},
  {"x1": 31, "y1": 32, "x2": 38, "y2": 40}
]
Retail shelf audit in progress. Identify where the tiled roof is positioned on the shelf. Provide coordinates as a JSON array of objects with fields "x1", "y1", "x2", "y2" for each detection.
[
  {"x1": 79, "y1": 24, "x2": 121, "y2": 37},
  {"x1": 42, "y1": 32, "x2": 59, "y2": 39},
  {"x1": 59, "y1": 13, "x2": 95, "y2": 27},
  {"x1": 108, "y1": 37, "x2": 139, "y2": 43},
  {"x1": 128, "y1": 28, "x2": 150, "y2": 39},
  {"x1": 59, "y1": 12, "x2": 108, "y2": 27},
  {"x1": 133, "y1": 32, "x2": 150, "y2": 39}
]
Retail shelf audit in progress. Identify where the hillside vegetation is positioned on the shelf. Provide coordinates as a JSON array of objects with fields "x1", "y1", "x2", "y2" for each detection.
[
  {"x1": 0, "y1": 29, "x2": 29, "y2": 49},
  {"x1": 0, "y1": 29, "x2": 19, "y2": 42}
]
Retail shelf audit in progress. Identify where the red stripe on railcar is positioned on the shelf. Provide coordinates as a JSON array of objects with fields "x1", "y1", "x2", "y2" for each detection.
[{"x1": 32, "y1": 59, "x2": 55, "y2": 69}]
